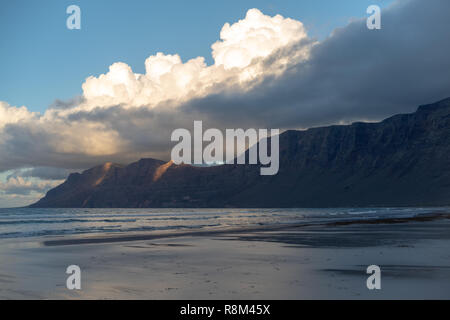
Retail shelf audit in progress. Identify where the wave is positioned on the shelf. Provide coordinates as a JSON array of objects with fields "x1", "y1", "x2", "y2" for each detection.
[{"x1": 0, "y1": 207, "x2": 447, "y2": 241}]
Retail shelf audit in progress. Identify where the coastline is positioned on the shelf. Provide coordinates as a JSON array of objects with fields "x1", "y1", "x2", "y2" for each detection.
[
  {"x1": 0, "y1": 212, "x2": 449, "y2": 299},
  {"x1": 42, "y1": 212, "x2": 450, "y2": 247}
]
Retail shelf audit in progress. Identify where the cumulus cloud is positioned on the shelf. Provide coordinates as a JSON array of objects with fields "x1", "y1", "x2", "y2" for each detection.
[
  {"x1": 0, "y1": 176, "x2": 62, "y2": 196},
  {"x1": 77, "y1": 8, "x2": 312, "y2": 111},
  {"x1": 0, "y1": 168, "x2": 70, "y2": 206},
  {"x1": 0, "y1": 0, "x2": 450, "y2": 179},
  {"x1": 0, "y1": 101, "x2": 37, "y2": 129},
  {"x1": 212, "y1": 9, "x2": 308, "y2": 69}
]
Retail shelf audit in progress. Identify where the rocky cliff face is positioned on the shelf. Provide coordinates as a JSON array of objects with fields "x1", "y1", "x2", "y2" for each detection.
[{"x1": 31, "y1": 98, "x2": 450, "y2": 208}]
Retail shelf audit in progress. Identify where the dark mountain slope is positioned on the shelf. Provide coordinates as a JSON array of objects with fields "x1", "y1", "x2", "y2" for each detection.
[{"x1": 31, "y1": 97, "x2": 450, "y2": 208}]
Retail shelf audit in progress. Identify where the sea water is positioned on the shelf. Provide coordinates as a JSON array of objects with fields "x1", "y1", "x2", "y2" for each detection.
[{"x1": 0, "y1": 207, "x2": 447, "y2": 240}]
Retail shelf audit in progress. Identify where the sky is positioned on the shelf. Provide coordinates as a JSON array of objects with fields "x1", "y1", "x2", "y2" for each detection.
[
  {"x1": 1, "y1": 0, "x2": 449, "y2": 207},
  {"x1": 1, "y1": 0, "x2": 393, "y2": 113}
]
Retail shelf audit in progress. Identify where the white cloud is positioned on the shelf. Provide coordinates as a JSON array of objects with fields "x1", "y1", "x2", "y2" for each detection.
[
  {"x1": 0, "y1": 176, "x2": 63, "y2": 196},
  {"x1": 0, "y1": 169, "x2": 68, "y2": 207},
  {"x1": 212, "y1": 8, "x2": 308, "y2": 70},
  {"x1": 0, "y1": 101, "x2": 37, "y2": 129},
  {"x1": 77, "y1": 8, "x2": 312, "y2": 111}
]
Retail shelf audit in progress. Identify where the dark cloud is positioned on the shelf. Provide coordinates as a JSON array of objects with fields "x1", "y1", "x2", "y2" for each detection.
[
  {"x1": 49, "y1": 96, "x2": 86, "y2": 110},
  {"x1": 7, "y1": 167, "x2": 76, "y2": 181},
  {"x1": 184, "y1": 0, "x2": 450, "y2": 129}
]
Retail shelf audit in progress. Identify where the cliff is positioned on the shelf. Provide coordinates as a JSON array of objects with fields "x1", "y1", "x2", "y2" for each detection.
[{"x1": 31, "y1": 98, "x2": 450, "y2": 208}]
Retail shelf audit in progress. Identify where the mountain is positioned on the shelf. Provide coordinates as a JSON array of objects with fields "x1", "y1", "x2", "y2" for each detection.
[{"x1": 31, "y1": 98, "x2": 450, "y2": 208}]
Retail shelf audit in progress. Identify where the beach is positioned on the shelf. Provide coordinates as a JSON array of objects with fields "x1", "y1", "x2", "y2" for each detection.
[{"x1": 0, "y1": 210, "x2": 449, "y2": 299}]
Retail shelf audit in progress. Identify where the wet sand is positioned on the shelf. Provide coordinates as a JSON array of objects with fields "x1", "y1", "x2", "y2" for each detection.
[{"x1": 0, "y1": 215, "x2": 449, "y2": 299}]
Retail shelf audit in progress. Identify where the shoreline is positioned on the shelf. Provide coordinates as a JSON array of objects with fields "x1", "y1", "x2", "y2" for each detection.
[
  {"x1": 0, "y1": 211, "x2": 449, "y2": 299},
  {"x1": 43, "y1": 212, "x2": 450, "y2": 247}
]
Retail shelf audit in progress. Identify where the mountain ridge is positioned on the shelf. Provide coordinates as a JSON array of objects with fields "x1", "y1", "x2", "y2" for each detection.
[{"x1": 31, "y1": 97, "x2": 450, "y2": 208}]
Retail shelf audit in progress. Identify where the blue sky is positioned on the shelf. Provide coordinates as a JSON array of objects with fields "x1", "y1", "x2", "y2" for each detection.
[{"x1": 1, "y1": 0, "x2": 393, "y2": 113}]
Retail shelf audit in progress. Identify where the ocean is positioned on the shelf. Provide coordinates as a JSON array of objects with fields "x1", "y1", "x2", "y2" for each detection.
[{"x1": 0, "y1": 207, "x2": 447, "y2": 240}]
